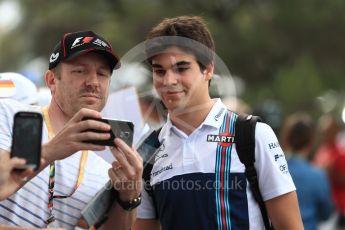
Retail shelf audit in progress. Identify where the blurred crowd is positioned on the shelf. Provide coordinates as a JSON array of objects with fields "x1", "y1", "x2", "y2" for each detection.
[
  {"x1": 0, "y1": 72, "x2": 51, "y2": 106},
  {"x1": 234, "y1": 100, "x2": 345, "y2": 230},
  {"x1": 228, "y1": 98, "x2": 345, "y2": 230}
]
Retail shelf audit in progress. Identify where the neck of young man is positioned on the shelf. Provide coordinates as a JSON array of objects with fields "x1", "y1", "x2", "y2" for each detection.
[{"x1": 169, "y1": 97, "x2": 215, "y2": 136}]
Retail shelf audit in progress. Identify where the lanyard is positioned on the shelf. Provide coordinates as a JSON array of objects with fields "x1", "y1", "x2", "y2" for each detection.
[{"x1": 42, "y1": 107, "x2": 88, "y2": 225}]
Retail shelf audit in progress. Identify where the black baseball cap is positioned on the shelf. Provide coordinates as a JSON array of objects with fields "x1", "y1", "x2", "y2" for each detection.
[{"x1": 48, "y1": 30, "x2": 120, "y2": 71}]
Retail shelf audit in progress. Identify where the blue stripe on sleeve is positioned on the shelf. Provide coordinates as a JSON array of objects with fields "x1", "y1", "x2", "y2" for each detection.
[
  {"x1": 6, "y1": 198, "x2": 46, "y2": 223},
  {"x1": 0, "y1": 204, "x2": 41, "y2": 227},
  {"x1": 22, "y1": 187, "x2": 46, "y2": 203},
  {"x1": 0, "y1": 213, "x2": 19, "y2": 225},
  {"x1": 15, "y1": 192, "x2": 49, "y2": 215}
]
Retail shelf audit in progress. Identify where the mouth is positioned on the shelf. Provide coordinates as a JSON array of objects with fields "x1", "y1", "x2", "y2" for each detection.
[
  {"x1": 80, "y1": 93, "x2": 101, "y2": 99},
  {"x1": 166, "y1": 90, "x2": 184, "y2": 95}
]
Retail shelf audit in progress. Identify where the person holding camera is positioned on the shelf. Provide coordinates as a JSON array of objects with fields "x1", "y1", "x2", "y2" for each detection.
[{"x1": 0, "y1": 31, "x2": 142, "y2": 229}]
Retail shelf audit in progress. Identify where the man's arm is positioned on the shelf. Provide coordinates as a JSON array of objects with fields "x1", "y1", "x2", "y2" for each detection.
[
  {"x1": 266, "y1": 191, "x2": 304, "y2": 230},
  {"x1": 132, "y1": 219, "x2": 160, "y2": 230},
  {"x1": 0, "y1": 108, "x2": 115, "y2": 201},
  {"x1": 98, "y1": 202, "x2": 137, "y2": 230},
  {"x1": 99, "y1": 138, "x2": 143, "y2": 230}
]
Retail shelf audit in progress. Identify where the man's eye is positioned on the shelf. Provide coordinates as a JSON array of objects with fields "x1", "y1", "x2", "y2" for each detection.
[
  {"x1": 98, "y1": 72, "x2": 109, "y2": 77},
  {"x1": 73, "y1": 69, "x2": 84, "y2": 74},
  {"x1": 176, "y1": 67, "x2": 188, "y2": 73},
  {"x1": 153, "y1": 69, "x2": 165, "y2": 76}
]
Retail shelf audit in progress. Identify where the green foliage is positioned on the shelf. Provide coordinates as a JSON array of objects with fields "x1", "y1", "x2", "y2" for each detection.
[
  {"x1": 274, "y1": 57, "x2": 323, "y2": 115},
  {"x1": 0, "y1": 0, "x2": 344, "y2": 119}
]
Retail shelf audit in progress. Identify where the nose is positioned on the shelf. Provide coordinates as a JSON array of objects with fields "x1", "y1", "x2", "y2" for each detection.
[
  {"x1": 85, "y1": 70, "x2": 99, "y2": 87},
  {"x1": 163, "y1": 70, "x2": 178, "y2": 86}
]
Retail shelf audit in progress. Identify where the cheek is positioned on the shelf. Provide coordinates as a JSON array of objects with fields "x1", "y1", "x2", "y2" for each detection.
[
  {"x1": 181, "y1": 78, "x2": 194, "y2": 90},
  {"x1": 99, "y1": 79, "x2": 109, "y2": 89},
  {"x1": 60, "y1": 81, "x2": 77, "y2": 97},
  {"x1": 153, "y1": 79, "x2": 162, "y2": 90},
  {"x1": 102, "y1": 85, "x2": 110, "y2": 98}
]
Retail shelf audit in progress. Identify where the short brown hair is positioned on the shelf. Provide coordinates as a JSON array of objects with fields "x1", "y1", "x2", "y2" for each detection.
[
  {"x1": 51, "y1": 64, "x2": 62, "y2": 80},
  {"x1": 280, "y1": 112, "x2": 315, "y2": 152},
  {"x1": 146, "y1": 16, "x2": 215, "y2": 70}
]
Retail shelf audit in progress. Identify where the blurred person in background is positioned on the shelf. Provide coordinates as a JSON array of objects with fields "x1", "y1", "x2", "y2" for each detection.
[
  {"x1": 313, "y1": 114, "x2": 345, "y2": 228},
  {"x1": 0, "y1": 75, "x2": 64, "y2": 229},
  {"x1": 37, "y1": 87, "x2": 52, "y2": 107},
  {"x1": 0, "y1": 73, "x2": 37, "y2": 201},
  {"x1": 281, "y1": 112, "x2": 333, "y2": 230},
  {"x1": 0, "y1": 72, "x2": 38, "y2": 105}
]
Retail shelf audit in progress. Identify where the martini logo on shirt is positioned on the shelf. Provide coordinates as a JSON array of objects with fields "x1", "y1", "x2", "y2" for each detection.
[{"x1": 207, "y1": 133, "x2": 234, "y2": 147}]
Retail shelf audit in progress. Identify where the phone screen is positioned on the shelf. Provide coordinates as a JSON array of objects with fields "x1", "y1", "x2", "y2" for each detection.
[
  {"x1": 11, "y1": 112, "x2": 43, "y2": 170},
  {"x1": 83, "y1": 117, "x2": 134, "y2": 147}
]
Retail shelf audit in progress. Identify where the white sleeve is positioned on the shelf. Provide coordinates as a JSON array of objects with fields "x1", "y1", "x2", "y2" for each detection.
[
  {"x1": 254, "y1": 122, "x2": 296, "y2": 201},
  {"x1": 0, "y1": 100, "x2": 17, "y2": 151},
  {"x1": 0, "y1": 99, "x2": 34, "y2": 152},
  {"x1": 137, "y1": 184, "x2": 157, "y2": 219}
]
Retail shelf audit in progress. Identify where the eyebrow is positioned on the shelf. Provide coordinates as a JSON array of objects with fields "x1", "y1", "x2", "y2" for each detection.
[
  {"x1": 69, "y1": 62, "x2": 110, "y2": 71},
  {"x1": 173, "y1": 61, "x2": 191, "y2": 68},
  {"x1": 151, "y1": 63, "x2": 163, "y2": 69},
  {"x1": 151, "y1": 61, "x2": 191, "y2": 69}
]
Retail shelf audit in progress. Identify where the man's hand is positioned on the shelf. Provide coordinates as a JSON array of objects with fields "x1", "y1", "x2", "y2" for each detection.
[
  {"x1": 42, "y1": 108, "x2": 112, "y2": 164},
  {"x1": 0, "y1": 150, "x2": 35, "y2": 201},
  {"x1": 109, "y1": 138, "x2": 143, "y2": 203},
  {"x1": 97, "y1": 139, "x2": 143, "y2": 230}
]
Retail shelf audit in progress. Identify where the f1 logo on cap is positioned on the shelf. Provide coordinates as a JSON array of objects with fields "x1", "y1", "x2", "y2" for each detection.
[{"x1": 71, "y1": 36, "x2": 93, "y2": 49}]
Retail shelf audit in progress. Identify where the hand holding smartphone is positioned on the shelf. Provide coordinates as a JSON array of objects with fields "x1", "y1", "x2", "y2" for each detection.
[
  {"x1": 10, "y1": 111, "x2": 43, "y2": 171},
  {"x1": 82, "y1": 117, "x2": 134, "y2": 147}
]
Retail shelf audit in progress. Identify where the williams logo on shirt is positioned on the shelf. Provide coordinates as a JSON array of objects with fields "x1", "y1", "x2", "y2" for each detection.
[
  {"x1": 214, "y1": 108, "x2": 225, "y2": 121},
  {"x1": 207, "y1": 133, "x2": 235, "y2": 147}
]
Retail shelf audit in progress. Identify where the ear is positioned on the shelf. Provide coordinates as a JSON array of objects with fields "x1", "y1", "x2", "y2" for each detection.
[
  {"x1": 204, "y1": 62, "x2": 214, "y2": 81},
  {"x1": 45, "y1": 70, "x2": 57, "y2": 95}
]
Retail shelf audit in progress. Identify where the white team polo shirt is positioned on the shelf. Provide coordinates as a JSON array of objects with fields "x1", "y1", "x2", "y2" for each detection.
[{"x1": 138, "y1": 99, "x2": 295, "y2": 230}]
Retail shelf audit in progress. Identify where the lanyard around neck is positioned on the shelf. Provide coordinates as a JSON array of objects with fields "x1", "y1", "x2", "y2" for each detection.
[{"x1": 42, "y1": 106, "x2": 88, "y2": 225}]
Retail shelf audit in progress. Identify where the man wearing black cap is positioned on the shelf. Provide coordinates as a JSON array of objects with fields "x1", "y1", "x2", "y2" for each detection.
[{"x1": 0, "y1": 31, "x2": 142, "y2": 229}]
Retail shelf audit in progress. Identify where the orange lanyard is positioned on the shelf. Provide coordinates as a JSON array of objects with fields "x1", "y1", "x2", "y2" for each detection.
[{"x1": 42, "y1": 107, "x2": 88, "y2": 225}]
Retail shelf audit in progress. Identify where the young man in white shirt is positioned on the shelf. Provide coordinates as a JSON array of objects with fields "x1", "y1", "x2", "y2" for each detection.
[{"x1": 134, "y1": 16, "x2": 303, "y2": 230}]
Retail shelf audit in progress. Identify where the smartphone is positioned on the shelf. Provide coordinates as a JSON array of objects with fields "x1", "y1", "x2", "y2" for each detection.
[
  {"x1": 83, "y1": 117, "x2": 134, "y2": 147},
  {"x1": 136, "y1": 129, "x2": 161, "y2": 163},
  {"x1": 10, "y1": 111, "x2": 43, "y2": 170}
]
